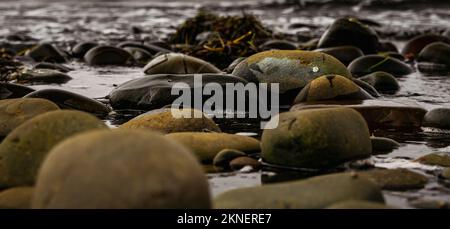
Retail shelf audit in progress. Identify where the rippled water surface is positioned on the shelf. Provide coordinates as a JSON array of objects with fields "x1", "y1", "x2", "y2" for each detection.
[{"x1": 1, "y1": 0, "x2": 450, "y2": 208}]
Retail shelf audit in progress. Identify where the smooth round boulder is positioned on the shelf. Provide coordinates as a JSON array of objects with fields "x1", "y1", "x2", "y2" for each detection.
[
  {"x1": 123, "y1": 46, "x2": 153, "y2": 65},
  {"x1": 401, "y1": 34, "x2": 450, "y2": 60},
  {"x1": 0, "y1": 98, "x2": 59, "y2": 136},
  {"x1": 423, "y1": 108, "x2": 450, "y2": 130},
  {"x1": 13, "y1": 68, "x2": 72, "y2": 84},
  {"x1": 317, "y1": 17, "x2": 380, "y2": 54},
  {"x1": 71, "y1": 42, "x2": 98, "y2": 58},
  {"x1": 232, "y1": 50, "x2": 352, "y2": 95},
  {"x1": 315, "y1": 46, "x2": 364, "y2": 66},
  {"x1": 261, "y1": 108, "x2": 371, "y2": 169},
  {"x1": 0, "y1": 187, "x2": 33, "y2": 209},
  {"x1": 415, "y1": 153, "x2": 450, "y2": 167},
  {"x1": 294, "y1": 74, "x2": 373, "y2": 104},
  {"x1": 214, "y1": 172, "x2": 384, "y2": 209},
  {"x1": 117, "y1": 41, "x2": 171, "y2": 55},
  {"x1": 357, "y1": 169, "x2": 428, "y2": 191},
  {"x1": 359, "y1": 71, "x2": 400, "y2": 94},
  {"x1": 0, "y1": 83, "x2": 35, "y2": 99},
  {"x1": 143, "y1": 53, "x2": 221, "y2": 75},
  {"x1": 25, "y1": 89, "x2": 111, "y2": 117},
  {"x1": 84, "y1": 45, "x2": 133, "y2": 66},
  {"x1": 0, "y1": 110, "x2": 107, "y2": 188},
  {"x1": 348, "y1": 55, "x2": 413, "y2": 77},
  {"x1": 32, "y1": 129, "x2": 210, "y2": 209},
  {"x1": 417, "y1": 42, "x2": 450, "y2": 72},
  {"x1": 120, "y1": 108, "x2": 220, "y2": 133},
  {"x1": 26, "y1": 43, "x2": 66, "y2": 63},
  {"x1": 108, "y1": 73, "x2": 248, "y2": 110},
  {"x1": 371, "y1": 136, "x2": 400, "y2": 154},
  {"x1": 166, "y1": 132, "x2": 260, "y2": 163}
]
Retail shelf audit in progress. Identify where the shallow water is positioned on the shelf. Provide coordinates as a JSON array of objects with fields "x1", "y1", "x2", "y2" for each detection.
[{"x1": 1, "y1": 0, "x2": 450, "y2": 208}]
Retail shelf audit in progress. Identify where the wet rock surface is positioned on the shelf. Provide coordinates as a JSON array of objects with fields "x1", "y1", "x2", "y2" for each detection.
[
  {"x1": 357, "y1": 168, "x2": 428, "y2": 191},
  {"x1": 32, "y1": 130, "x2": 210, "y2": 209},
  {"x1": 0, "y1": 187, "x2": 33, "y2": 209}
]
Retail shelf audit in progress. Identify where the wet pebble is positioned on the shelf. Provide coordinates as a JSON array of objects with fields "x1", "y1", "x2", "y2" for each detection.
[
  {"x1": 315, "y1": 46, "x2": 364, "y2": 66},
  {"x1": 12, "y1": 68, "x2": 72, "y2": 84},
  {"x1": 26, "y1": 43, "x2": 66, "y2": 63},
  {"x1": 84, "y1": 45, "x2": 133, "y2": 66},
  {"x1": 166, "y1": 132, "x2": 260, "y2": 163},
  {"x1": 348, "y1": 55, "x2": 413, "y2": 77},
  {"x1": 34, "y1": 62, "x2": 73, "y2": 73},
  {"x1": 417, "y1": 42, "x2": 450, "y2": 73},
  {"x1": 317, "y1": 17, "x2": 380, "y2": 54},
  {"x1": 0, "y1": 110, "x2": 107, "y2": 188},
  {"x1": 359, "y1": 71, "x2": 400, "y2": 94},
  {"x1": 357, "y1": 168, "x2": 428, "y2": 191},
  {"x1": 213, "y1": 149, "x2": 247, "y2": 168},
  {"x1": 120, "y1": 108, "x2": 220, "y2": 133},
  {"x1": 24, "y1": 89, "x2": 111, "y2": 117},
  {"x1": 259, "y1": 40, "x2": 297, "y2": 50},
  {"x1": 0, "y1": 187, "x2": 33, "y2": 209},
  {"x1": 401, "y1": 34, "x2": 450, "y2": 60},
  {"x1": 0, "y1": 98, "x2": 59, "y2": 137},
  {"x1": 214, "y1": 172, "x2": 384, "y2": 209},
  {"x1": 415, "y1": 153, "x2": 450, "y2": 167},
  {"x1": 117, "y1": 41, "x2": 171, "y2": 55},
  {"x1": 423, "y1": 108, "x2": 450, "y2": 130},
  {"x1": 261, "y1": 108, "x2": 371, "y2": 169},
  {"x1": 371, "y1": 136, "x2": 400, "y2": 154},
  {"x1": 143, "y1": 53, "x2": 221, "y2": 75},
  {"x1": 123, "y1": 46, "x2": 153, "y2": 65},
  {"x1": 229, "y1": 156, "x2": 261, "y2": 171},
  {"x1": 0, "y1": 83, "x2": 34, "y2": 99},
  {"x1": 325, "y1": 200, "x2": 391, "y2": 209},
  {"x1": 32, "y1": 129, "x2": 210, "y2": 209},
  {"x1": 71, "y1": 42, "x2": 98, "y2": 58}
]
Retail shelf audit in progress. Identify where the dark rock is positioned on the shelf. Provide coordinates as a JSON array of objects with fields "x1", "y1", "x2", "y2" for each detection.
[
  {"x1": 24, "y1": 89, "x2": 111, "y2": 117},
  {"x1": 71, "y1": 42, "x2": 98, "y2": 58},
  {"x1": 26, "y1": 43, "x2": 66, "y2": 63},
  {"x1": 259, "y1": 40, "x2": 297, "y2": 51},
  {"x1": 13, "y1": 68, "x2": 72, "y2": 84},
  {"x1": 417, "y1": 42, "x2": 450, "y2": 73},
  {"x1": 0, "y1": 83, "x2": 34, "y2": 99},
  {"x1": 34, "y1": 62, "x2": 73, "y2": 73},
  {"x1": 401, "y1": 34, "x2": 450, "y2": 60},
  {"x1": 423, "y1": 108, "x2": 450, "y2": 130},
  {"x1": 352, "y1": 78, "x2": 380, "y2": 98},
  {"x1": 371, "y1": 137, "x2": 400, "y2": 154},
  {"x1": 315, "y1": 46, "x2": 364, "y2": 66},
  {"x1": 84, "y1": 45, "x2": 134, "y2": 66},
  {"x1": 317, "y1": 18, "x2": 380, "y2": 54},
  {"x1": 108, "y1": 73, "x2": 248, "y2": 110},
  {"x1": 359, "y1": 71, "x2": 400, "y2": 94},
  {"x1": 348, "y1": 55, "x2": 413, "y2": 77},
  {"x1": 224, "y1": 57, "x2": 246, "y2": 73},
  {"x1": 117, "y1": 41, "x2": 171, "y2": 55},
  {"x1": 123, "y1": 47, "x2": 153, "y2": 65}
]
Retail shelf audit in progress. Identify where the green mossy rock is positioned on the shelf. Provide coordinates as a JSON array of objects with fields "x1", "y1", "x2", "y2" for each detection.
[
  {"x1": 166, "y1": 132, "x2": 260, "y2": 163},
  {"x1": 32, "y1": 129, "x2": 210, "y2": 209},
  {"x1": 415, "y1": 153, "x2": 450, "y2": 167},
  {"x1": 232, "y1": 50, "x2": 352, "y2": 94},
  {"x1": 121, "y1": 108, "x2": 220, "y2": 133},
  {"x1": 0, "y1": 187, "x2": 33, "y2": 209},
  {"x1": 0, "y1": 110, "x2": 107, "y2": 188},
  {"x1": 261, "y1": 108, "x2": 371, "y2": 169},
  {"x1": 214, "y1": 172, "x2": 384, "y2": 209},
  {"x1": 0, "y1": 98, "x2": 59, "y2": 136},
  {"x1": 294, "y1": 74, "x2": 373, "y2": 104},
  {"x1": 143, "y1": 53, "x2": 221, "y2": 74},
  {"x1": 357, "y1": 168, "x2": 428, "y2": 191}
]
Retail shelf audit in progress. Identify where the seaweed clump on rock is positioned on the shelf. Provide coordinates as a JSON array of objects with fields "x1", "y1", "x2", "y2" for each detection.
[{"x1": 169, "y1": 11, "x2": 274, "y2": 69}]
